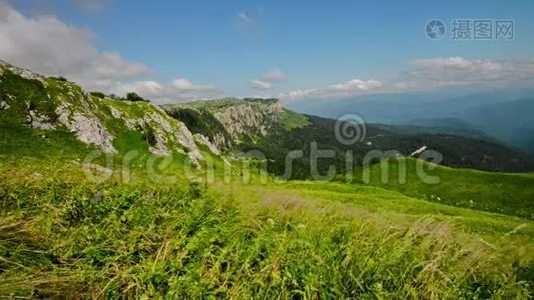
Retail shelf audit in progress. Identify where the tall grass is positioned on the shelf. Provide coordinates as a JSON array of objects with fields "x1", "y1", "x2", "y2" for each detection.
[{"x1": 0, "y1": 177, "x2": 532, "y2": 298}]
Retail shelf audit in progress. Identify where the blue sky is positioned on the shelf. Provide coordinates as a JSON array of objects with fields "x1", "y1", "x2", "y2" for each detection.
[{"x1": 2, "y1": 0, "x2": 534, "y2": 103}]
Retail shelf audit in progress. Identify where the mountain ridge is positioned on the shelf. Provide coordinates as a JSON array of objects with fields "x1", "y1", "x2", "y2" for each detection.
[
  {"x1": 289, "y1": 89, "x2": 534, "y2": 153},
  {"x1": 0, "y1": 60, "x2": 220, "y2": 167},
  {"x1": 164, "y1": 100, "x2": 534, "y2": 176},
  {"x1": 2, "y1": 60, "x2": 534, "y2": 176}
]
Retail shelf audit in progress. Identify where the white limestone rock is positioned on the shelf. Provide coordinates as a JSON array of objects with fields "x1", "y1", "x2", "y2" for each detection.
[
  {"x1": 56, "y1": 103, "x2": 116, "y2": 153},
  {"x1": 27, "y1": 110, "x2": 56, "y2": 130},
  {"x1": 0, "y1": 101, "x2": 10, "y2": 110},
  {"x1": 193, "y1": 134, "x2": 221, "y2": 156}
]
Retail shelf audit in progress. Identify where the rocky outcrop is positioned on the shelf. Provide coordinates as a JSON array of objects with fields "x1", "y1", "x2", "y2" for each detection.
[
  {"x1": 64, "y1": 111, "x2": 116, "y2": 153},
  {"x1": 0, "y1": 60, "x2": 46, "y2": 85},
  {"x1": 193, "y1": 133, "x2": 221, "y2": 156},
  {"x1": 105, "y1": 103, "x2": 204, "y2": 166},
  {"x1": 163, "y1": 99, "x2": 287, "y2": 153},
  {"x1": 213, "y1": 100, "x2": 284, "y2": 139},
  {"x1": 0, "y1": 61, "x2": 209, "y2": 166},
  {"x1": 0, "y1": 100, "x2": 10, "y2": 110},
  {"x1": 55, "y1": 97, "x2": 117, "y2": 154},
  {"x1": 28, "y1": 110, "x2": 56, "y2": 130}
]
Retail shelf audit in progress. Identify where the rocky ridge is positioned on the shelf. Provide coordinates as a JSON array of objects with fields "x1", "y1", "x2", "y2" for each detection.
[
  {"x1": 162, "y1": 98, "x2": 293, "y2": 150},
  {"x1": 0, "y1": 60, "x2": 218, "y2": 166}
]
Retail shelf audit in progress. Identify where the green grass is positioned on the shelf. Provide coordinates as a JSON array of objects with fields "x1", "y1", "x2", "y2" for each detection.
[
  {"x1": 0, "y1": 177, "x2": 532, "y2": 298},
  {"x1": 359, "y1": 157, "x2": 534, "y2": 220},
  {"x1": 0, "y1": 127, "x2": 532, "y2": 298},
  {"x1": 0, "y1": 122, "x2": 94, "y2": 159},
  {"x1": 0, "y1": 155, "x2": 533, "y2": 298},
  {"x1": 165, "y1": 98, "x2": 250, "y2": 114},
  {"x1": 277, "y1": 109, "x2": 310, "y2": 131},
  {"x1": 279, "y1": 181, "x2": 534, "y2": 242},
  {"x1": 1, "y1": 116, "x2": 533, "y2": 298}
]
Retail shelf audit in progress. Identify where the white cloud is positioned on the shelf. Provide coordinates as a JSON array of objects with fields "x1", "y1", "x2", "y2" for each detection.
[
  {"x1": 281, "y1": 57, "x2": 534, "y2": 101},
  {"x1": 236, "y1": 9, "x2": 264, "y2": 38},
  {"x1": 250, "y1": 68, "x2": 285, "y2": 90},
  {"x1": 0, "y1": 3, "x2": 150, "y2": 91},
  {"x1": 328, "y1": 79, "x2": 382, "y2": 92},
  {"x1": 413, "y1": 57, "x2": 503, "y2": 71},
  {"x1": 393, "y1": 57, "x2": 534, "y2": 91},
  {"x1": 250, "y1": 79, "x2": 272, "y2": 90},
  {"x1": 237, "y1": 11, "x2": 254, "y2": 24},
  {"x1": 110, "y1": 78, "x2": 221, "y2": 104},
  {"x1": 0, "y1": 3, "x2": 222, "y2": 104},
  {"x1": 172, "y1": 78, "x2": 216, "y2": 92},
  {"x1": 281, "y1": 79, "x2": 382, "y2": 100},
  {"x1": 112, "y1": 80, "x2": 163, "y2": 97}
]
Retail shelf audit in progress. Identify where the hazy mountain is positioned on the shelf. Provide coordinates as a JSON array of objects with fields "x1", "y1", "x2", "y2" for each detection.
[
  {"x1": 290, "y1": 89, "x2": 534, "y2": 121},
  {"x1": 462, "y1": 98, "x2": 534, "y2": 153},
  {"x1": 372, "y1": 118, "x2": 494, "y2": 142},
  {"x1": 289, "y1": 89, "x2": 534, "y2": 152}
]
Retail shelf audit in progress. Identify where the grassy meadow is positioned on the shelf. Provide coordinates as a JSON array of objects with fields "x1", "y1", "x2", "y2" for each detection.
[{"x1": 0, "y1": 150, "x2": 533, "y2": 298}]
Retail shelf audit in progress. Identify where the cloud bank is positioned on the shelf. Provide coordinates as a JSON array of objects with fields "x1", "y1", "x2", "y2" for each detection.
[
  {"x1": 281, "y1": 79, "x2": 382, "y2": 100},
  {"x1": 282, "y1": 57, "x2": 534, "y2": 101},
  {"x1": 111, "y1": 78, "x2": 221, "y2": 104},
  {"x1": 389, "y1": 57, "x2": 534, "y2": 92},
  {"x1": 0, "y1": 3, "x2": 221, "y2": 104}
]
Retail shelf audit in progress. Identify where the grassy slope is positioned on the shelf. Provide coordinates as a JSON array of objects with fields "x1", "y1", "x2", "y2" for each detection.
[
  {"x1": 0, "y1": 147, "x2": 533, "y2": 298},
  {"x1": 360, "y1": 158, "x2": 534, "y2": 220},
  {"x1": 1, "y1": 169, "x2": 533, "y2": 298},
  {"x1": 0, "y1": 65, "x2": 199, "y2": 165},
  {"x1": 275, "y1": 109, "x2": 310, "y2": 131}
]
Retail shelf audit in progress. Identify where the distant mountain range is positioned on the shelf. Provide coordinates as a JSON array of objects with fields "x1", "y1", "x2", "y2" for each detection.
[
  {"x1": 165, "y1": 100, "x2": 534, "y2": 178},
  {"x1": 461, "y1": 98, "x2": 534, "y2": 153},
  {"x1": 289, "y1": 90, "x2": 534, "y2": 153}
]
